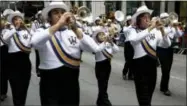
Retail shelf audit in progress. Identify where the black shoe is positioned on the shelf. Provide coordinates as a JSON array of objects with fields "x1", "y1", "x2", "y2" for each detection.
[
  {"x1": 97, "y1": 99, "x2": 112, "y2": 106},
  {"x1": 128, "y1": 76, "x2": 134, "y2": 80},
  {"x1": 36, "y1": 72, "x2": 41, "y2": 77},
  {"x1": 122, "y1": 75, "x2": 127, "y2": 80},
  {"x1": 1, "y1": 95, "x2": 7, "y2": 101},
  {"x1": 160, "y1": 90, "x2": 171, "y2": 96}
]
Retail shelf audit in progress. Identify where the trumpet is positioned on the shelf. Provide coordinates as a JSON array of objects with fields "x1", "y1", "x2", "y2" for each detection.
[
  {"x1": 20, "y1": 21, "x2": 31, "y2": 34},
  {"x1": 168, "y1": 12, "x2": 181, "y2": 25},
  {"x1": 149, "y1": 17, "x2": 166, "y2": 36}
]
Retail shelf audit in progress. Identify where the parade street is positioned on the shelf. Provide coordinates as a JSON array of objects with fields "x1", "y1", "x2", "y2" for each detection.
[{"x1": 1, "y1": 47, "x2": 186, "y2": 106}]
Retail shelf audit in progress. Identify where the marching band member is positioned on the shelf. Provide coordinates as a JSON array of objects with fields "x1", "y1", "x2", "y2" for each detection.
[
  {"x1": 81, "y1": 17, "x2": 94, "y2": 36},
  {"x1": 0, "y1": 9, "x2": 14, "y2": 101},
  {"x1": 157, "y1": 12, "x2": 184, "y2": 96},
  {"x1": 122, "y1": 15, "x2": 134, "y2": 80},
  {"x1": 30, "y1": 2, "x2": 109, "y2": 106},
  {"x1": 95, "y1": 17, "x2": 102, "y2": 26},
  {"x1": 31, "y1": 10, "x2": 43, "y2": 32},
  {"x1": 3, "y1": 10, "x2": 32, "y2": 105},
  {"x1": 93, "y1": 27, "x2": 119, "y2": 106},
  {"x1": 128, "y1": 5, "x2": 171, "y2": 106}
]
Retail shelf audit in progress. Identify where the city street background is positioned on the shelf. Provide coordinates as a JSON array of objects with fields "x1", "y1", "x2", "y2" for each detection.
[{"x1": 1, "y1": 47, "x2": 186, "y2": 106}]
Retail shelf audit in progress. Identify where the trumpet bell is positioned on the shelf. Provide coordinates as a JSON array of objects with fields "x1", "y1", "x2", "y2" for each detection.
[
  {"x1": 114, "y1": 11, "x2": 125, "y2": 22},
  {"x1": 168, "y1": 12, "x2": 179, "y2": 24},
  {"x1": 77, "y1": 6, "x2": 91, "y2": 19}
]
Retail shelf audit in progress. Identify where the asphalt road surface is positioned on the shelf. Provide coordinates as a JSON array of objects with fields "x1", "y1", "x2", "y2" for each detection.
[{"x1": 1, "y1": 47, "x2": 186, "y2": 106}]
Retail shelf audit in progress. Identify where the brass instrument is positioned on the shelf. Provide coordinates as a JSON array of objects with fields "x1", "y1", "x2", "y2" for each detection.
[
  {"x1": 168, "y1": 12, "x2": 181, "y2": 26},
  {"x1": 159, "y1": 12, "x2": 181, "y2": 26},
  {"x1": 114, "y1": 11, "x2": 125, "y2": 22},
  {"x1": 77, "y1": 6, "x2": 91, "y2": 19},
  {"x1": 150, "y1": 17, "x2": 166, "y2": 36},
  {"x1": 77, "y1": 6, "x2": 93, "y2": 23},
  {"x1": 68, "y1": 6, "x2": 93, "y2": 30},
  {"x1": 21, "y1": 21, "x2": 29, "y2": 31}
]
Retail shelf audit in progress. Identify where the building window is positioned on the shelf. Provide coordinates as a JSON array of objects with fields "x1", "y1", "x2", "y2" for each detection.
[
  {"x1": 105, "y1": 1, "x2": 115, "y2": 13},
  {"x1": 71, "y1": 1, "x2": 75, "y2": 7},
  {"x1": 126, "y1": 1, "x2": 140, "y2": 15},
  {"x1": 165, "y1": 1, "x2": 168, "y2": 12},
  {"x1": 116, "y1": 1, "x2": 122, "y2": 10},
  {"x1": 179, "y1": 1, "x2": 187, "y2": 23},
  {"x1": 78, "y1": 1, "x2": 83, "y2": 7},
  {"x1": 86, "y1": 1, "x2": 92, "y2": 11}
]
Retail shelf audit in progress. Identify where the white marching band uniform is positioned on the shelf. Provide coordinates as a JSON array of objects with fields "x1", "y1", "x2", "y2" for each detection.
[
  {"x1": 3, "y1": 26, "x2": 32, "y2": 53},
  {"x1": 31, "y1": 27, "x2": 108, "y2": 69},
  {"x1": 128, "y1": 27, "x2": 171, "y2": 59},
  {"x1": 127, "y1": 5, "x2": 172, "y2": 106},
  {"x1": 93, "y1": 28, "x2": 119, "y2": 62},
  {"x1": 92, "y1": 26, "x2": 119, "y2": 106}
]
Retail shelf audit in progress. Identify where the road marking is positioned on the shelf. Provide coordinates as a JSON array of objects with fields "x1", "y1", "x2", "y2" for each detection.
[{"x1": 170, "y1": 76, "x2": 186, "y2": 82}]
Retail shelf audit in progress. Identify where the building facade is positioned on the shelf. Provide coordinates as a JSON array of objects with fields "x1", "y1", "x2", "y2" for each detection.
[
  {"x1": 1, "y1": 1, "x2": 186, "y2": 23},
  {"x1": 67, "y1": 1, "x2": 187, "y2": 23}
]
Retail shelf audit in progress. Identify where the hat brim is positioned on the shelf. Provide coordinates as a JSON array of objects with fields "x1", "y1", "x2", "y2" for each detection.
[
  {"x1": 7, "y1": 13, "x2": 24, "y2": 24},
  {"x1": 132, "y1": 9, "x2": 153, "y2": 24},
  {"x1": 42, "y1": 4, "x2": 69, "y2": 20}
]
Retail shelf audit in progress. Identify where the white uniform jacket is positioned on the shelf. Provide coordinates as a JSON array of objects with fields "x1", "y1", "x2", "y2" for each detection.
[
  {"x1": 30, "y1": 27, "x2": 109, "y2": 69},
  {"x1": 128, "y1": 27, "x2": 171, "y2": 59}
]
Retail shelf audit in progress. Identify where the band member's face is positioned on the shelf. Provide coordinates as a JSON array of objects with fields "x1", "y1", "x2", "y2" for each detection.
[
  {"x1": 12, "y1": 16, "x2": 23, "y2": 28},
  {"x1": 97, "y1": 32, "x2": 105, "y2": 42},
  {"x1": 127, "y1": 20, "x2": 132, "y2": 26},
  {"x1": 50, "y1": 8, "x2": 66, "y2": 24},
  {"x1": 139, "y1": 13, "x2": 151, "y2": 29},
  {"x1": 95, "y1": 20, "x2": 100, "y2": 25},
  {"x1": 161, "y1": 17, "x2": 169, "y2": 25}
]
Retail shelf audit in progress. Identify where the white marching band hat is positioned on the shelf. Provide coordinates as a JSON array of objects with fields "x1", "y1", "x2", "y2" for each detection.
[
  {"x1": 92, "y1": 26, "x2": 105, "y2": 41},
  {"x1": 42, "y1": 1, "x2": 69, "y2": 20},
  {"x1": 35, "y1": 10, "x2": 42, "y2": 18},
  {"x1": 160, "y1": 12, "x2": 169, "y2": 19},
  {"x1": 132, "y1": 5, "x2": 153, "y2": 24},
  {"x1": 3, "y1": 9, "x2": 14, "y2": 17},
  {"x1": 95, "y1": 17, "x2": 100, "y2": 21},
  {"x1": 126, "y1": 15, "x2": 132, "y2": 21},
  {"x1": 7, "y1": 10, "x2": 24, "y2": 24}
]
